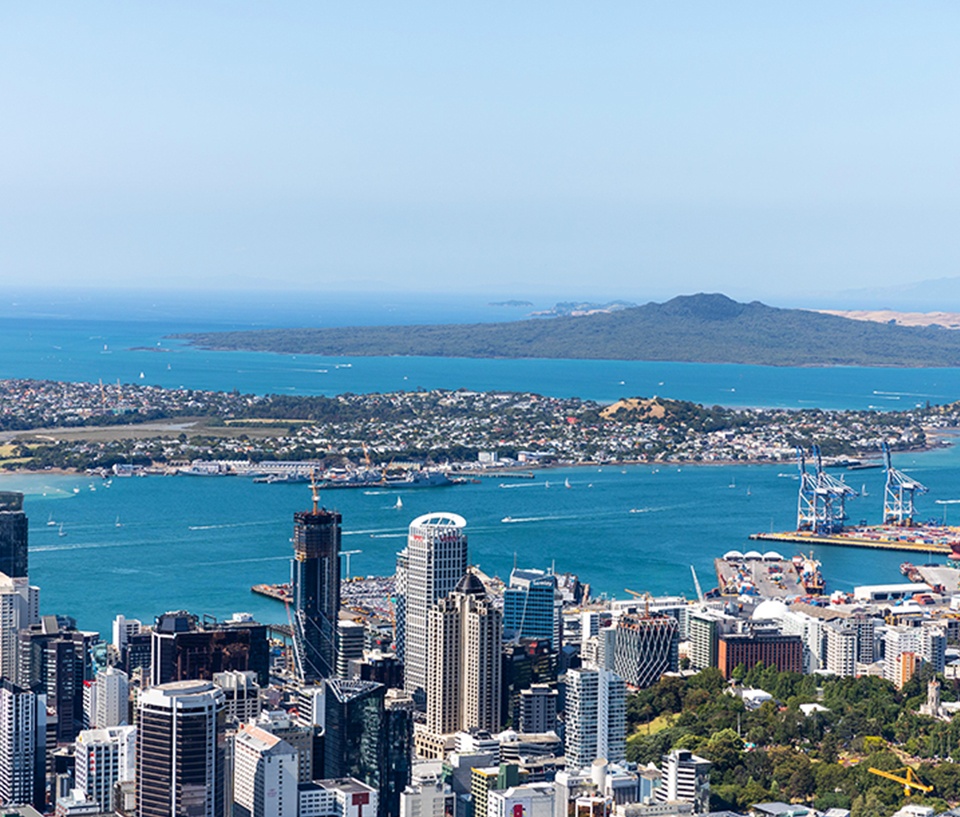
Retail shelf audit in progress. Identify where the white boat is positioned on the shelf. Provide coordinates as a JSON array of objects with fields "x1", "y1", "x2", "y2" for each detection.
[
  {"x1": 394, "y1": 496, "x2": 403, "y2": 510},
  {"x1": 544, "y1": 481, "x2": 550, "y2": 489},
  {"x1": 564, "y1": 478, "x2": 571, "y2": 489},
  {"x1": 72, "y1": 487, "x2": 80, "y2": 494},
  {"x1": 58, "y1": 523, "x2": 66, "y2": 537},
  {"x1": 861, "y1": 484, "x2": 869, "y2": 496},
  {"x1": 501, "y1": 516, "x2": 515, "y2": 523},
  {"x1": 47, "y1": 513, "x2": 56, "y2": 527},
  {"x1": 115, "y1": 516, "x2": 122, "y2": 527}
]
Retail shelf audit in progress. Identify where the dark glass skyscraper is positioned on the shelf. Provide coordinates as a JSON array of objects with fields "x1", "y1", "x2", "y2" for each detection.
[
  {"x1": 0, "y1": 491, "x2": 28, "y2": 579},
  {"x1": 291, "y1": 486, "x2": 341, "y2": 681}
]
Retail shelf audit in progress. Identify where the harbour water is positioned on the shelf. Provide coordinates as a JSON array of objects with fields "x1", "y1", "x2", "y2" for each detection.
[
  {"x1": 3, "y1": 305, "x2": 960, "y2": 638},
  {"x1": 6, "y1": 443, "x2": 960, "y2": 639}
]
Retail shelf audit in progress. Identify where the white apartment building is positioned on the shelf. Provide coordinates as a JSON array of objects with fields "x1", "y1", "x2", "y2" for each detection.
[{"x1": 233, "y1": 723, "x2": 298, "y2": 817}]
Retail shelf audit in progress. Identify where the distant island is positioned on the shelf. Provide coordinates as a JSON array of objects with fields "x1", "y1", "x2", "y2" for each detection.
[
  {"x1": 173, "y1": 293, "x2": 960, "y2": 367},
  {"x1": 529, "y1": 300, "x2": 638, "y2": 317},
  {"x1": 488, "y1": 299, "x2": 534, "y2": 307}
]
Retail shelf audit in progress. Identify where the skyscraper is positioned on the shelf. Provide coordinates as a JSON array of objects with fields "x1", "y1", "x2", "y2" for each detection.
[
  {"x1": 0, "y1": 571, "x2": 39, "y2": 679},
  {"x1": 137, "y1": 680, "x2": 226, "y2": 817},
  {"x1": 502, "y1": 569, "x2": 562, "y2": 651},
  {"x1": 395, "y1": 512, "x2": 467, "y2": 702},
  {"x1": 613, "y1": 613, "x2": 679, "y2": 688},
  {"x1": 0, "y1": 492, "x2": 28, "y2": 579},
  {"x1": 150, "y1": 611, "x2": 269, "y2": 688},
  {"x1": 564, "y1": 667, "x2": 626, "y2": 768},
  {"x1": 0, "y1": 679, "x2": 46, "y2": 812},
  {"x1": 425, "y1": 572, "x2": 502, "y2": 737},
  {"x1": 291, "y1": 484, "x2": 341, "y2": 681},
  {"x1": 233, "y1": 723, "x2": 299, "y2": 817},
  {"x1": 75, "y1": 725, "x2": 136, "y2": 813}
]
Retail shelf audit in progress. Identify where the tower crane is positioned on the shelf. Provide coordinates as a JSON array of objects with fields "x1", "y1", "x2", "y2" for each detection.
[
  {"x1": 624, "y1": 588, "x2": 651, "y2": 617},
  {"x1": 867, "y1": 766, "x2": 933, "y2": 797}
]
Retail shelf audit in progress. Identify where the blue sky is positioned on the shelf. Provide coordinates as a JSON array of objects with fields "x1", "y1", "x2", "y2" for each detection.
[{"x1": 2, "y1": 3, "x2": 959, "y2": 305}]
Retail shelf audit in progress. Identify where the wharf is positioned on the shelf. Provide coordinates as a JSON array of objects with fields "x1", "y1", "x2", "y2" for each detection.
[
  {"x1": 459, "y1": 470, "x2": 536, "y2": 480},
  {"x1": 251, "y1": 583, "x2": 292, "y2": 603},
  {"x1": 715, "y1": 555, "x2": 820, "y2": 599},
  {"x1": 750, "y1": 528, "x2": 958, "y2": 555}
]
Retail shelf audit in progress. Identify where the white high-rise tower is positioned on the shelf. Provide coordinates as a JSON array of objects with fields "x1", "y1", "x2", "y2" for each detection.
[{"x1": 396, "y1": 512, "x2": 468, "y2": 703}]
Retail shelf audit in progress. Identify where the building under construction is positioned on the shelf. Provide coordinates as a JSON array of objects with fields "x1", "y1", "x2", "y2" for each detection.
[{"x1": 751, "y1": 443, "x2": 960, "y2": 556}]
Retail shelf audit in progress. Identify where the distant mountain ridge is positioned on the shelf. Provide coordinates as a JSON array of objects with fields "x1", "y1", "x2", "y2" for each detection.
[{"x1": 175, "y1": 293, "x2": 960, "y2": 367}]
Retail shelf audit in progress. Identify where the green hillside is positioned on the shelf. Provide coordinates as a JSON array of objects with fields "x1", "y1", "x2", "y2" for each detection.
[{"x1": 175, "y1": 293, "x2": 960, "y2": 367}]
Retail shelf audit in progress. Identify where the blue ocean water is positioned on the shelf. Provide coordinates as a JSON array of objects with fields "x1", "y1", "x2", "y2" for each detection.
[
  {"x1": 2, "y1": 296, "x2": 960, "y2": 638},
  {"x1": 2, "y1": 315, "x2": 960, "y2": 409}
]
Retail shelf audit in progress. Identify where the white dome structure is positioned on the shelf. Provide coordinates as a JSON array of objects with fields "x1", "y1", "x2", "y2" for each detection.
[
  {"x1": 723, "y1": 550, "x2": 744, "y2": 561},
  {"x1": 752, "y1": 599, "x2": 788, "y2": 620}
]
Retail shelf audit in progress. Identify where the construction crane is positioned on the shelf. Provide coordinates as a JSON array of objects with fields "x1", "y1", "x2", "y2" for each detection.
[
  {"x1": 867, "y1": 766, "x2": 933, "y2": 797},
  {"x1": 341, "y1": 549, "x2": 362, "y2": 579},
  {"x1": 361, "y1": 442, "x2": 373, "y2": 469},
  {"x1": 883, "y1": 442, "x2": 928, "y2": 526},
  {"x1": 624, "y1": 589, "x2": 651, "y2": 617}
]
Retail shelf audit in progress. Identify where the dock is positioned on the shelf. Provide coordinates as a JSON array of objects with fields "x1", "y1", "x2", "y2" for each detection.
[
  {"x1": 749, "y1": 530, "x2": 955, "y2": 555},
  {"x1": 715, "y1": 552, "x2": 822, "y2": 598}
]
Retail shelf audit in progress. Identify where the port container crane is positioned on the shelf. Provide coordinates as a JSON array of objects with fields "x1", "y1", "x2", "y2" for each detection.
[{"x1": 883, "y1": 442, "x2": 928, "y2": 526}]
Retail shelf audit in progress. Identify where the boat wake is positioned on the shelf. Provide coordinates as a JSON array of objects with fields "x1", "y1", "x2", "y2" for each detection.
[{"x1": 187, "y1": 520, "x2": 274, "y2": 531}]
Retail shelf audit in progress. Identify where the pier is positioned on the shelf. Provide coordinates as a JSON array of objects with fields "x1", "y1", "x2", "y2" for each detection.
[{"x1": 749, "y1": 530, "x2": 954, "y2": 555}]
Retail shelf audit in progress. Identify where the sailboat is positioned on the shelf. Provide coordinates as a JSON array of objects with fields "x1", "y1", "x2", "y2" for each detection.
[
  {"x1": 115, "y1": 516, "x2": 123, "y2": 527},
  {"x1": 861, "y1": 484, "x2": 869, "y2": 497},
  {"x1": 47, "y1": 512, "x2": 56, "y2": 526},
  {"x1": 564, "y1": 478, "x2": 572, "y2": 489},
  {"x1": 58, "y1": 523, "x2": 66, "y2": 537},
  {"x1": 394, "y1": 496, "x2": 403, "y2": 510}
]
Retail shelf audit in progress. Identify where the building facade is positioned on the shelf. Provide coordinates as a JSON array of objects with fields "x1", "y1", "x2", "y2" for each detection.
[
  {"x1": 564, "y1": 667, "x2": 626, "y2": 768},
  {"x1": 0, "y1": 679, "x2": 46, "y2": 812},
  {"x1": 613, "y1": 614, "x2": 679, "y2": 689},
  {"x1": 137, "y1": 680, "x2": 226, "y2": 817},
  {"x1": 233, "y1": 723, "x2": 299, "y2": 817},
  {"x1": 426, "y1": 572, "x2": 502, "y2": 738},
  {"x1": 0, "y1": 492, "x2": 28, "y2": 580},
  {"x1": 396, "y1": 512, "x2": 468, "y2": 703},
  {"x1": 291, "y1": 500, "x2": 342, "y2": 681}
]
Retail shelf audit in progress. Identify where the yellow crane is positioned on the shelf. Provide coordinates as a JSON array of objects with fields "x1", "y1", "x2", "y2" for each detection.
[
  {"x1": 624, "y1": 589, "x2": 651, "y2": 617},
  {"x1": 867, "y1": 767, "x2": 933, "y2": 797}
]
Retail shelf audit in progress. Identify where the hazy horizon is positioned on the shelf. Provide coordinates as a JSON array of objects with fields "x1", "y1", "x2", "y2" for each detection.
[{"x1": 3, "y1": 3, "x2": 959, "y2": 304}]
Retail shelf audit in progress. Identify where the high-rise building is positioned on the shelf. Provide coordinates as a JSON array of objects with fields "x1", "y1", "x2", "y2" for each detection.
[
  {"x1": 213, "y1": 670, "x2": 261, "y2": 725},
  {"x1": 396, "y1": 512, "x2": 468, "y2": 702},
  {"x1": 323, "y1": 678, "x2": 409, "y2": 817},
  {"x1": 150, "y1": 611, "x2": 269, "y2": 688},
  {"x1": 656, "y1": 749, "x2": 711, "y2": 814},
  {"x1": 502, "y1": 569, "x2": 562, "y2": 651},
  {"x1": 92, "y1": 666, "x2": 129, "y2": 728},
  {"x1": 0, "y1": 492, "x2": 28, "y2": 580},
  {"x1": 338, "y1": 621, "x2": 366, "y2": 679},
  {"x1": 613, "y1": 613, "x2": 679, "y2": 688},
  {"x1": 17, "y1": 614, "x2": 97, "y2": 743},
  {"x1": 825, "y1": 625, "x2": 857, "y2": 677},
  {"x1": 425, "y1": 572, "x2": 502, "y2": 739},
  {"x1": 0, "y1": 571, "x2": 39, "y2": 679},
  {"x1": 137, "y1": 680, "x2": 226, "y2": 817},
  {"x1": 0, "y1": 679, "x2": 46, "y2": 812},
  {"x1": 687, "y1": 609, "x2": 735, "y2": 672},
  {"x1": 233, "y1": 723, "x2": 299, "y2": 817},
  {"x1": 564, "y1": 667, "x2": 626, "y2": 768},
  {"x1": 75, "y1": 725, "x2": 136, "y2": 813},
  {"x1": 254, "y1": 710, "x2": 318, "y2": 784},
  {"x1": 291, "y1": 489, "x2": 341, "y2": 681},
  {"x1": 519, "y1": 684, "x2": 558, "y2": 734},
  {"x1": 501, "y1": 638, "x2": 557, "y2": 730},
  {"x1": 717, "y1": 627, "x2": 803, "y2": 679}
]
